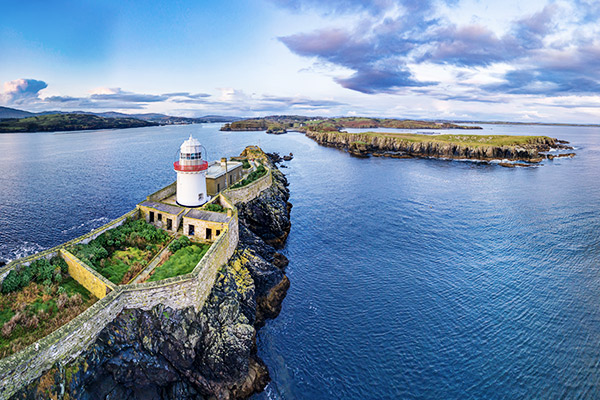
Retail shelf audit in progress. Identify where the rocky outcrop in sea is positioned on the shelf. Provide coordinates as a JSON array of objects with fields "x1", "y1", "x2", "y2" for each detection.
[{"x1": 12, "y1": 157, "x2": 292, "y2": 400}]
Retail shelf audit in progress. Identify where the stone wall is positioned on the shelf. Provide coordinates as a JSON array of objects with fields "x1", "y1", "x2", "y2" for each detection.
[
  {"x1": 146, "y1": 180, "x2": 177, "y2": 202},
  {"x1": 224, "y1": 168, "x2": 273, "y2": 204},
  {"x1": 0, "y1": 173, "x2": 258, "y2": 400},
  {"x1": 60, "y1": 249, "x2": 115, "y2": 299},
  {"x1": 0, "y1": 209, "x2": 139, "y2": 284}
]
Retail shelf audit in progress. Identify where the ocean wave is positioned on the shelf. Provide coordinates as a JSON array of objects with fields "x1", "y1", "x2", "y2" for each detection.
[
  {"x1": 61, "y1": 216, "x2": 111, "y2": 234},
  {"x1": 0, "y1": 241, "x2": 46, "y2": 264}
]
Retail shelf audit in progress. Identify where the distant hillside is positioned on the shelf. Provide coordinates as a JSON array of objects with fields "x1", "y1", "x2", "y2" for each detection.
[
  {"x1": 0, "y1": 106, "x2": 241, "y2": 125},
  {"x1": 0, "y1": 114, "x2": 158, "y2": 133},
  {"x1": 221, "y1": 116, "x2": 481, "y2": 132},
  {"x1": 0, "y1": 106, "x2": 35, "y2": 120}
]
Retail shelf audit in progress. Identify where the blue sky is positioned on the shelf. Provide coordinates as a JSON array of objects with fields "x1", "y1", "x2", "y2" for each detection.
[{"x1": 1, "y1": 0, "x2": 599, "y2": 122}]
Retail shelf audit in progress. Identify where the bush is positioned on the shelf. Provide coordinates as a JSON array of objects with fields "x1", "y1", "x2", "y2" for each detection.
[
  {"x1": 169, "y1": 236, "x2": 191, "y2": 253},
  {"x1": 2, "y1": 270, "x2": 22, "y2": 294},
  {"x1": 230, "y1": 165, "x2": 267, "y2": 189},
  {"x1": 205, "y1": 203, "x2": 224, "y2": 213}
]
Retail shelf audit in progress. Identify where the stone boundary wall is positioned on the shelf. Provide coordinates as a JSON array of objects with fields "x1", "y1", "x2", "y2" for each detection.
[
  {"x1": 60, "y1": 250, "x2": 115, "y2": 299},
  {"x1": 0, "y1": 193, "x2": 247, "y2": 400},
  {"x1": 0, "y1": 209, "x2": 139, "y2": 283},
  {"x1": 224, "y1": 167, "x2": 272, "y2": 204},
  {"x1": 146, "y1": 180, "x2": 177, "y2": 202}
]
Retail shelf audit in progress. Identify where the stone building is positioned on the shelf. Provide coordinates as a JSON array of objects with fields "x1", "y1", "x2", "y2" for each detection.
[{"x1": 206, "y1": 158, "x2": 243, "y2": 196}]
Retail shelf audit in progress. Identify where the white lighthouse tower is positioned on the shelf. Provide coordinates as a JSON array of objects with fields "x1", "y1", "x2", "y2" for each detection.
[{"x1": 174, "y1": 135, "x2": 208, "y2": 207}]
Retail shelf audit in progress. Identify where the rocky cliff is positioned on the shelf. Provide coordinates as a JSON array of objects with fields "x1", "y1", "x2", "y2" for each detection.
[
  {"x1": 306, "y1": 131, "x2": 573, "y2": 162},
  {"x1": 11, "y1": 159, "x2": 292, "y2": 400}
]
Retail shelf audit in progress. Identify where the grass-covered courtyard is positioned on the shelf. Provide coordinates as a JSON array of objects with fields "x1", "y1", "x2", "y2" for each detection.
[
  {"x1": 0, "y1": 257, "x2": 96, "y2": 359},
  {"x1": 70, "y1": 218, "x2": 170, "y2": 284},
  {"x1": 147, "y1": 236, "x2": 210, "y2": 282}
]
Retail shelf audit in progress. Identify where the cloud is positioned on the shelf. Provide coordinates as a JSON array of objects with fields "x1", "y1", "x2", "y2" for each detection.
[
  {"x1": 1, "y1": 79, "x2": 48, "y2": 104},
  {"x1": 276, "y1": 0, "x2": 600, "y2": 97}
]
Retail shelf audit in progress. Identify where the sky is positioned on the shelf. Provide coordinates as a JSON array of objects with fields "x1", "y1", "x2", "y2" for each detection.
[{"x1": 1, "y1": 0, "x2": 599, "y2": 123}]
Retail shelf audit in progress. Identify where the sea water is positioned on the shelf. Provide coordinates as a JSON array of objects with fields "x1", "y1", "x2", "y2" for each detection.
[{"x1": 1, "y1": 123, "x2": 600, "y2": 399}]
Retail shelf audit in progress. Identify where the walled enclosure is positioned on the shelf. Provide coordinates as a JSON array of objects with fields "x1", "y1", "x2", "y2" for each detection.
[
  {"x1": 0, "y1": 165, "x2": 272, "y2": 400},
  {"x1": 60, "y1": 250, "x2": 115, "y2": 299}
]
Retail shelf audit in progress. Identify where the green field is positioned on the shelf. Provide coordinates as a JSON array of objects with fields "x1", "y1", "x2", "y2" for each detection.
[
  {"x1": 348, "y1": 132, "x2": 553, "y2": 148},
  {"x1": 148, "y1": 244, "x2": 210, "y2": 281}
]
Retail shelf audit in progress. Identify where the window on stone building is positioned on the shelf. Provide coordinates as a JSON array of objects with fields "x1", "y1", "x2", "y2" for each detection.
[
  {"x1": 167, "y1": 219, "x2": 172, "y2": 230},
  {"x1": 206, "y1": 228, "x2": 212, "y2": 240},
  {"x1": 216, "y1": 229, "x2": 221, "y2": 236},
  {"x1": 158, "y1": 213, "x2": 162, "y2": 221},
  {"x1": 188, "y1": 224, "x2": 195, "y2": 236},
  {"x1": 149, "y1": 211, "x2": 155, "y2": 223}
]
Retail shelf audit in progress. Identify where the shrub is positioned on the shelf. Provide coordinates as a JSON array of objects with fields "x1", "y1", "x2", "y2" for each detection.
[
  {"x1": 1, "y1": 270, "x2": 22, "y2": 293},
  {"x1": 169, "y1": 236, "x2": 191, "y2": 253},
  {"x1": 205, "y1": 203, "x2": 224, "y2": 213},
  {"x1": 1, "y1": 319, "x2": 15, "y2": 338},
  {"x1": 56, "y1": 293, "x2": 69, "y2": 310},
  {"x1": 230, "y1": 165, "x2": 267, "y2": 189},
  {"x1": 69, "y1": 294, "x2": 82, "y2": 307},
  {"x1": 23, "y1": 315, "x2": 39, "y2": 330}
]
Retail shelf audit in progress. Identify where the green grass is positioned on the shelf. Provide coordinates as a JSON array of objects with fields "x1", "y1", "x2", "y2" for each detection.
[
  {"x1": 61, "y1": 277, "x2": 92, "y2": 301},
  {"x1": 331, "y1": 131, "x2": 552, "y2": 148},
  {"x1": 70, "y1": 218, "x2": 169, "y2": 284},
  {"x1": 0, "y1": 263, "x2": 96, "y2": 359},
  {"x1": 230, "y1": 165, "x2": 267, "y2": 189},
  {"x1": 101, "y1": 247, "x2": 151, "y2": 284},
  {"x1": 148, "y1": 244, "x2": 210, "y2": 282}
]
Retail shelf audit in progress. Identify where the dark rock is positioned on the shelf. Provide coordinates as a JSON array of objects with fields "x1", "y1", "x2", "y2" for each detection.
[{"x1": 11, "y1": 152, "x2": 292, "y2": 400}]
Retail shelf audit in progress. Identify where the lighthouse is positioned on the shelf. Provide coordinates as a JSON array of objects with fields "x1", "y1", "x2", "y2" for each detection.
[{"x1": 174, "y1": 135, "x2": 209, "y2": 207}]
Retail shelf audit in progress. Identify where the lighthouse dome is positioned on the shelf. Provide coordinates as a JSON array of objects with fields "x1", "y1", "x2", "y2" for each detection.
[{"x1": 180, "y1": 134, "x2": 202, "y2": 156}]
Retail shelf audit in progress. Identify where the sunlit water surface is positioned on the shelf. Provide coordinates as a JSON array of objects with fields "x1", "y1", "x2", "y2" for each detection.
[{"x1": 1, "y1": 123, "x2": 600, "y2": 399}]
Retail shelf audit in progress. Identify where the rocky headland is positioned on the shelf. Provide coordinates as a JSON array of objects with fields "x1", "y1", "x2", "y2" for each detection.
[
  {"x1": 11, "y1": 155, "x2": 292, "y2": 400},
  {"x1": 305, "y1": 130, "x2": 574, "y2": 163}
]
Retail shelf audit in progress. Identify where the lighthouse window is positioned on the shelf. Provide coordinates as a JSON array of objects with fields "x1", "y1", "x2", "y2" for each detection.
[{"x1": 198, "y1": 193, "x2": 204, "y2": 201}]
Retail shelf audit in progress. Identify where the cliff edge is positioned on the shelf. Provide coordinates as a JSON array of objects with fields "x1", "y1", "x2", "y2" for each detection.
[{"x1": 11, "y1": 156, "x2": 292, "y2": 400}]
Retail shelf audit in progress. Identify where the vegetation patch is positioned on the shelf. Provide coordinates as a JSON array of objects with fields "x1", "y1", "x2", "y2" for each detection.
[
  {"x1": 230, "y1": 165, "x2": 267, "y2": 189},
  {"x1": 204, "y1": 203, "x2": 225, "y2": 213},
  {"x1": 0, "y1": 257, "x2": 96, "y2": 359},
  {"x1": 70, "y1": 218, "x2": 170, "y2": 284},
  {"x1": 346, "y1": 132, "x2": 554, "y2": 148},
  {"x1": 0, "y1": 113, "x2": 157, "y2": 133},
  {"x1": 148, "y1": 244, "x2": 210, "y2": 282}
]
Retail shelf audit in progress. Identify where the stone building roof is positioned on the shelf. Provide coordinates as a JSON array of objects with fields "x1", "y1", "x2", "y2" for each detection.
[
  {"x1": 206, "y1": 160, "x2": 243, "y2": 179},
  {"x1": 139, "y1": 200, "x2": 184, "y2": 215},
  {"x1": 185, "y1": 209, "x2": 230, "y2": 223}
]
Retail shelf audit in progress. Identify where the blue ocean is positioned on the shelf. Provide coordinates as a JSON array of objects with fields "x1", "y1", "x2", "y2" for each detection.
[{"x1": 1, "y1": 123, "x2": 599, "y2": 399}]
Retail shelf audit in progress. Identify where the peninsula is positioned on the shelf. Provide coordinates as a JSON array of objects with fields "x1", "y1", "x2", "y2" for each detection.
[
  {"x1": 0, "y1": 141, "x2": 291, "y2": 399},
  {"x1": 220, "y1": 115, "x2": 574, "y2": 164}
]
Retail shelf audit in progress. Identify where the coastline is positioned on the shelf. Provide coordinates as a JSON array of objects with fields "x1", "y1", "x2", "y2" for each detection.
[{"x1": 2, "y1": 151, "x2": 292, "y2": 400}]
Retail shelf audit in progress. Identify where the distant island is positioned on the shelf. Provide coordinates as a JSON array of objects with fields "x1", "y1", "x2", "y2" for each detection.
[
  {"x1": 220, "y1": 115, "x2": 575, "y2": 165},
  {"x1": 0, "y1": 114, "x2": 157, "y2": 133},
  {"x1": 220, "y1": 115, "x2": 482, "y2": 133}
]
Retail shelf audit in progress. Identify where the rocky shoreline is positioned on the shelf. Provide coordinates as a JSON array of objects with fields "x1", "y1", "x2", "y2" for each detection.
[
  {"x1": 305, "y1": 130, "x2": 574, "y2": 163},
  {"x1": 11, "y1": 156, "x2": 292, "y2": 400}
]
